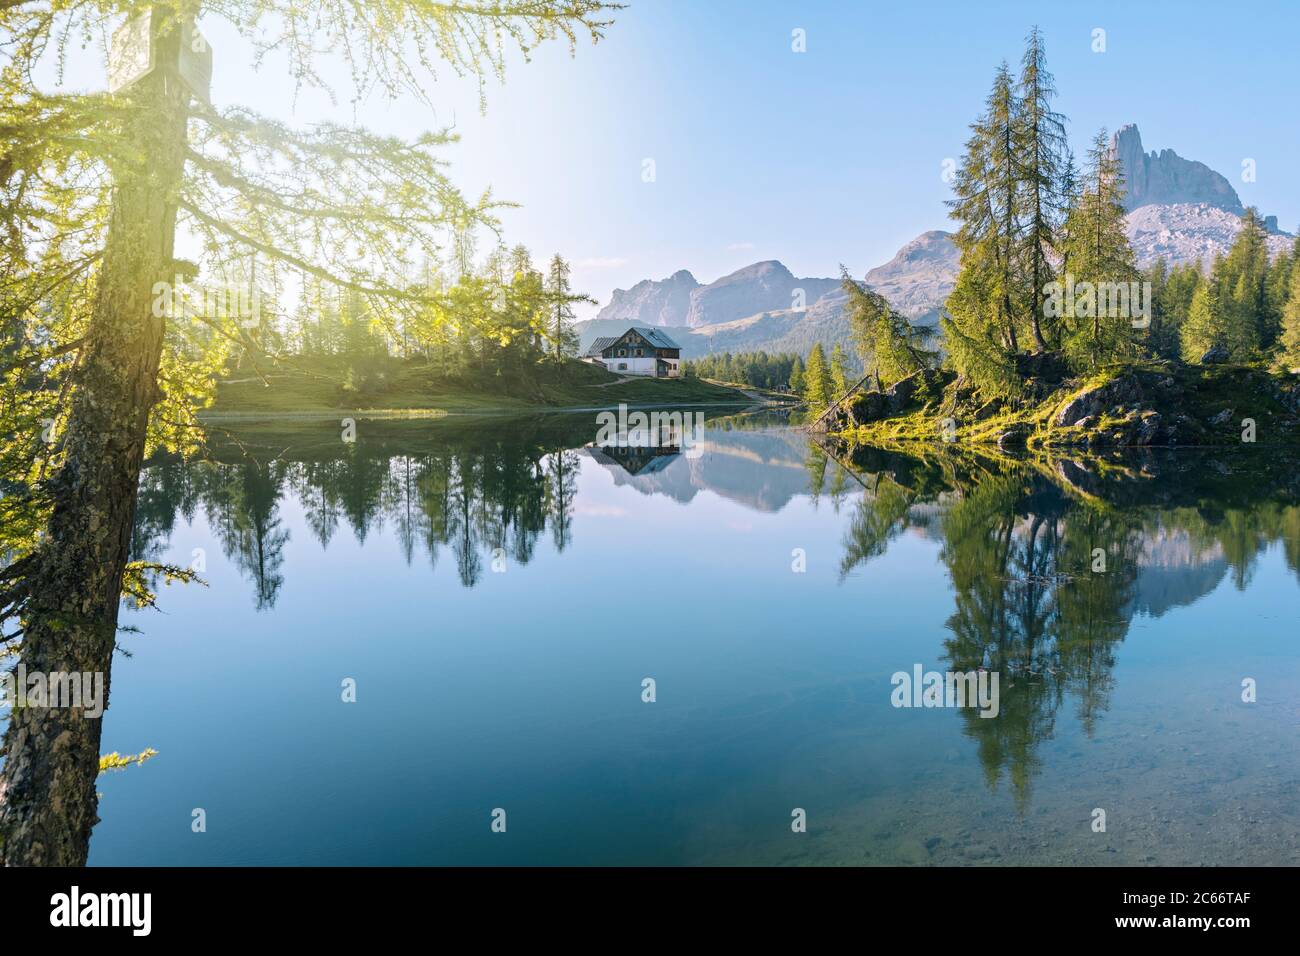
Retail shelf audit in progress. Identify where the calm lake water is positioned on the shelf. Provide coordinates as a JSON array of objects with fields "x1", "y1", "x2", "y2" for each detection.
[{"x1": 82, "y1": 409, "x2": 1299, "y2": 865}]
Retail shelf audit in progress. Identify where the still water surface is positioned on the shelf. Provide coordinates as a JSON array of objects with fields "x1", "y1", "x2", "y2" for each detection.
[{"x1": 86, "y1": 410, "x2": 1299, "y2": 864}]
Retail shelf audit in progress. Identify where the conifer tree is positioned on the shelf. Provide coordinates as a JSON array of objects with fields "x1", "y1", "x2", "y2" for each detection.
[
  {"x1": 545, "y1": 254, "x2": 592, "y2": 361},
  {"x1": 944, "y1": 61, "x2": 1023, "y2": 382},
  {"x1": 1179, "y1": 216, "x2": 1268, "y2": 363},
  {"x1": 1058, "y1": 128, "x2": 1140, "y2": 368},
  {"x1": 1180, "y1": 278, "x2": 1227, "y2": 362},
  {"x1": 1144, "y1": 257, "x2": 1172, "y2": 354},
  {"x1": 1156, "y1": 261, "x2": 1203, "y2": 357},
  {"x1": 802, "y1": 343, "x2": 832, "y2": 409},
  {"x1": 829, "y1": 343, "x2": 850, "y2": 398},
  {"x1": 1279, "y1": 260, "x2": 1300, "y2": 371},
  {"x1": 1219, "y1": 208, "x2": 1270, "y2": 353},
  {"x1": 1264, "y1": 246, "x2": 1292, "y2": 341},
  {"x1": 842, "y1": 268, "x2": 936, "y2": 387},
  {"x1": 789, "y1": 355, "x2": 805, "y2": 393},
  {"x1": 1015, "y1": 26, "x2": 1069, "y2": 350}
]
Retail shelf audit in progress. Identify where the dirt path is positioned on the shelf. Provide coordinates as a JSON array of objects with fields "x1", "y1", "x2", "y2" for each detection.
[{"x1": 584, "y1": 375, "x2": 638, "y2": 388}]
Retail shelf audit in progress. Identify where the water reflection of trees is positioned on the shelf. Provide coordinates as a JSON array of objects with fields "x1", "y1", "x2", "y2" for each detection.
[
  {"x1": 132, "y1": 441, "x2": 584, "y2": 605},
  {"x1": 829, "y1": 443, "x2": 1300, "y2": 808}
]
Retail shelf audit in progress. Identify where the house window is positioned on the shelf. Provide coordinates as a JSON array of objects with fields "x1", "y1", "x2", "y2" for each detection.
[
  {"x1": 617, "y1": 349, "x2": 626, "y2": 357},
  {"x1": 635, "y1": 348, "x2": 643, "y2": 357}
]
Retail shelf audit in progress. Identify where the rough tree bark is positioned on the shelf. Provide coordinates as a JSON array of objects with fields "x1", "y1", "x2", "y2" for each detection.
[{"x1": 0, "y1": 15, "x2": 190, "y2": 866}]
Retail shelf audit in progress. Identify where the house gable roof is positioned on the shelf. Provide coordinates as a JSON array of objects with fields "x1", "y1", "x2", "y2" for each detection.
[
  {"x1": 630, "y1": 326, "x2": 681, "y2": 350},
  {"x1": 583, "y1": 336, "x2": 617, "y2": 357},
  {"x1": 585, "y1": 327, "x2": 682, "y2": 357}
]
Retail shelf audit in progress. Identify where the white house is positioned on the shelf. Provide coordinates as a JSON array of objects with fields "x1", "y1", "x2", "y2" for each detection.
[{"x1": 582, "y1": 327, "x2": 682, "y2": 377}]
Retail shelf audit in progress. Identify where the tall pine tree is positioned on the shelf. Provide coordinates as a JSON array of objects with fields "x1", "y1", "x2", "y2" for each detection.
[
  {"x1": 829, "y1": 343, "x2": 850, "y2": 397},
  {"x1": 842, "y1": 267, "x2": 936, "y2": 387}
]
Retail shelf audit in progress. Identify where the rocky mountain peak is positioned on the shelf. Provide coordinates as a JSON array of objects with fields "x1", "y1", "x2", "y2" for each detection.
[
  {"x1": 598, "y1": 269, "x2": 700, "y2": 328},
  {"x1": 1110, "y1": 124, "x2": 1243, "y2": 214},
  {"x1": 685, "y1": 260, "x2": 836, "y2": 327},
  {"x1": 862, "y1": 230, "x2": 959, "y2": 319}
]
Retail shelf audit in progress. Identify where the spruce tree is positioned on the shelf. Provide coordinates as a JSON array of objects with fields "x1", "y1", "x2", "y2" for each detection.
[
  {"x1": 1178, "y1": 215, "x2": 1270, "y2": 363},
  {"x1": 1144, "y1": 258, "x2": 1172, "y2": 355},
  {"x1": 789, "y1": 355, "x2": 805, "y2": 393},
  {"x1": 1180, "y1": 279, "x2": 1225, "y2": 362},
  {"x1": 1160, "y1": 261, "x2": 1203, "y2": 351},
  {"x1": 545, "y1": 254, "x2": 593, "y2": 361}
]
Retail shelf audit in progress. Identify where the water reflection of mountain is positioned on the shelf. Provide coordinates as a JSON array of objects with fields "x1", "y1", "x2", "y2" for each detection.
[
  {"x1": 830, "y1": 439, "x2": 1300, "y2": 808},
  {"x1": 893, "y1": 509, "x2": 1233, "y2": 620},
  {"x1": 1129, "y1": 529, "x2": 1229, "y2": 618},
  {"x1": 586, "y1": 427, "x2": 811, "y2": 512}
]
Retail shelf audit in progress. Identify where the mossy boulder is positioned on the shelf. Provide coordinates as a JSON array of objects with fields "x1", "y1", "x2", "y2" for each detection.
[{"x1": 1054, "y1": 373, "x2": 1144, "y2": 427}]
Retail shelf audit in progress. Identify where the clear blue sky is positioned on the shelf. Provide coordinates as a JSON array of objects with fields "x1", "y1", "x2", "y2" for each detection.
[{"x1": 51, "y1": 0, "x2": 1300, "y2": 318}]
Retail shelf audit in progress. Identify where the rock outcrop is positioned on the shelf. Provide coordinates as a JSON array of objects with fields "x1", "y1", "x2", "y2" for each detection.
[
  {"x1": 826, "y1": 368, "x2": 954, "y2": 430},
  {"x1": 1054, "y1": 374, "x2": 1145, "y2": 427}
]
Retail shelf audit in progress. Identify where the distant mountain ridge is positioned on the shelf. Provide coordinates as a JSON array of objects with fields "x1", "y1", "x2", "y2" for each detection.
[
  {"x1": 579, "y1": 124, "x2": 1293, "y2": 360},
  {"x1": 686, "y1": 260, "x2": 840, "y2": 328},
  {"x1": 595, "y1": 260, "x2": 840, "y2": 329},
  {"x1": 579, "y1": 236, "x2": 955, "y2": 360}
]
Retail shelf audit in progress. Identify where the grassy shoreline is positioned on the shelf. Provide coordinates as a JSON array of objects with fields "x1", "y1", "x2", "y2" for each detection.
[
  {"x1": 207, "y1": 355, "x2": 776, "y2": 419},
  {"x1": 198, "y1": 398, "x2": 770, "y2": 423}
]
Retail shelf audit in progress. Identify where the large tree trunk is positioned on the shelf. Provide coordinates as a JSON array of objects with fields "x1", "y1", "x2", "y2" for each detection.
[{"x1": 0, "y1": 17, "x2": 190, "y2": 866}]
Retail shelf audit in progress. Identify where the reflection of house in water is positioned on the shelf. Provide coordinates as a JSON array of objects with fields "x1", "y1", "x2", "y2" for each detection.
[
  {"x1": 582, "y1": 426, "x2": 813, "y2": 511},
  {"x1": 587, "y1": 409, "x2": 696, "y2": 476},
  {"x1": 586, "y1": 442, "x2": 680, "y2": 476}
]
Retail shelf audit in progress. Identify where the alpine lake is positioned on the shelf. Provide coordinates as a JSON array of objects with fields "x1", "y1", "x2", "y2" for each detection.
[{"x1": 78, "y1": 404, "x2": 1298, "y2": 865}]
